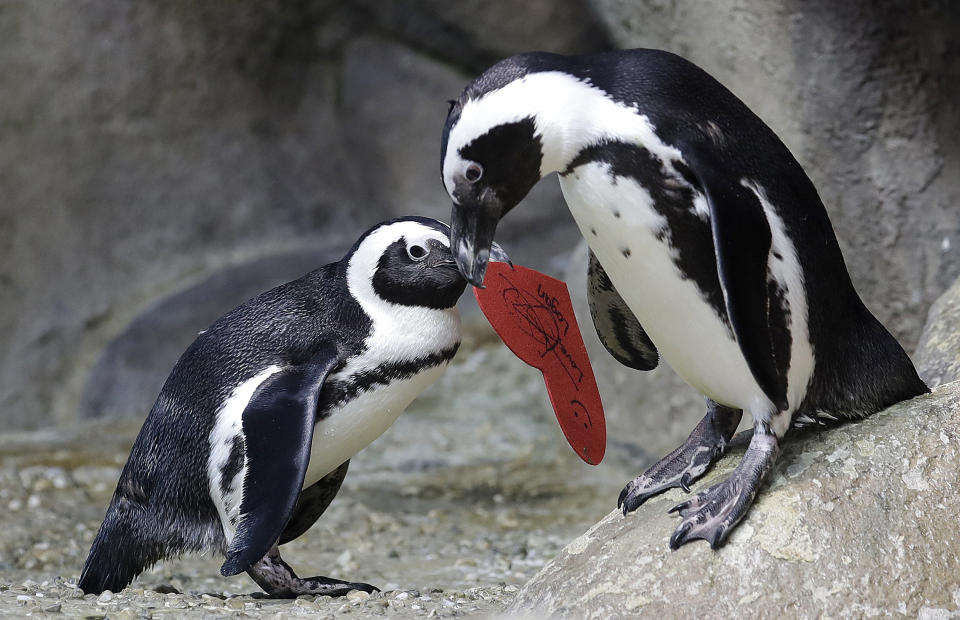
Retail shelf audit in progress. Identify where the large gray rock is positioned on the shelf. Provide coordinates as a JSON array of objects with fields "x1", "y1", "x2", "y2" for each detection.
[
  {"x1": 511, "y1": 381, "x2": 960, "y2": 618},
  {"x1": 588, "y1": 0, "x2": 960, "y2": 347},
  {"x1": 916, "y1": 276, "x2": 960, "y2": 388}
]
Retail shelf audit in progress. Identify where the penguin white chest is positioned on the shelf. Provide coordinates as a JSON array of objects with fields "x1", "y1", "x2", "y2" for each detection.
[
  {"x1": 301, "y1": 307, "x2": 461, "y2": 489},
  {"x1": 559, "y1": 164, "x2": 771, "y2": 413},
  {"x1": 301, "y1": 363, "x2": 448, "y2": 489}
]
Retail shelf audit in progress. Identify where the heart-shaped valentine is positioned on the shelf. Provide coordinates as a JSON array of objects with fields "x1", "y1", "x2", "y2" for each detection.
[{"x1": 475, "y1": 262, "x2": 606, "y2": 465}]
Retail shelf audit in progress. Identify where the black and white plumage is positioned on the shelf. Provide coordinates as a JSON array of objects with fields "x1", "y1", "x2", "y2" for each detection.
[
  {"x1": 78, "y1": 217, "x2": 509, "y2": 596},
  {"x1": 440, "y1": 49, "x2": 928, "y2": 549}
]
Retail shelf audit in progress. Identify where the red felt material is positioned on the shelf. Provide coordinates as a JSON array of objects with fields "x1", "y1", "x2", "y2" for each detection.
[{"x1": 474, "y1": 262, "x2": 606, "y2": 465}]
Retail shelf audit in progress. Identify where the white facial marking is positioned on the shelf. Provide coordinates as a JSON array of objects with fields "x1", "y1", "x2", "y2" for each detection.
[
  {"x1": 207, "y1": 364, "x2": 282, "y2": 543},
  {"x1": 345, "y1": 222, "x2": 458, "y2": 351},
  {"x1": 443, "y1": 71, "x2": 682, "y2": 197}
]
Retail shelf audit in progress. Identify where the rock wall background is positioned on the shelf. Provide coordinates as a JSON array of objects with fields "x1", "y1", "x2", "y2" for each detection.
[{"x1": 2, "y1": 0, "x2": 958, "y2": 432}]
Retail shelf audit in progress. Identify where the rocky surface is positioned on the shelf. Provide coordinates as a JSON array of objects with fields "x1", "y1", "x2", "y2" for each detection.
[
  {"x1": 0, "y1": 324, "x2": 640, "y2": 618},
  {"x1": 917, "y1": 275, "x2": 960, "y2": 388},
  {"x1": 510, "y1": 381, "x2": 960, "y2": 619}
]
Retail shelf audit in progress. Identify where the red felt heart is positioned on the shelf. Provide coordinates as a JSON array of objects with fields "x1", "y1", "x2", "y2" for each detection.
[{"x1": 474, "y1": 262, "x2": 606, "y2": 465}]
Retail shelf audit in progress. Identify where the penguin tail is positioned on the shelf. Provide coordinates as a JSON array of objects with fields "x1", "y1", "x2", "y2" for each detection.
[
  {"x1": 78, "y1": 493, "x2": 164, "y2": 595},
  {"x1": 807, "y1": 306, "x2": 929, "y2": 420}
]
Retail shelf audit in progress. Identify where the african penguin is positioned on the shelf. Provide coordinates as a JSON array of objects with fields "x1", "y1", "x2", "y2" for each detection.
[
  {"x1": 78, "y1": 216, "x2": 510, "y2": 596},
  {"x1": 439, "y1": 49, "x2": 928, "y2": 549}
]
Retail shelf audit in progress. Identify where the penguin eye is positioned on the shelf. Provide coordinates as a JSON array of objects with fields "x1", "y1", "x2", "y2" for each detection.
[
  {"x1": 464, "y1": 162, "x2": 483, "y2": 183},
  {"x1": 407, "y1": 244, "x2": 428, "y2": 261}
]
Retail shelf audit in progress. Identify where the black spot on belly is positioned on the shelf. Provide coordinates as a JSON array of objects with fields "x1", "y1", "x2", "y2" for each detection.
[
  {"x1": 220, "y1": 435, "x2": 245, "y2": 495},
  {"x1": 564, "y1": 141, "x2": 730, "y2": 329},
  {"x1": 621, "y1": 247, "x2": 632, "y2": 258}
]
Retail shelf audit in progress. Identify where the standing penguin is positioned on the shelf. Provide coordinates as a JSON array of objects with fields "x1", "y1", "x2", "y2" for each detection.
[
  {"x1": 78, "y1": 216, "x2": 509, "y2": 596},
  {"x1": 440, "y1": 49, "x2": 927, "y2": 549}
]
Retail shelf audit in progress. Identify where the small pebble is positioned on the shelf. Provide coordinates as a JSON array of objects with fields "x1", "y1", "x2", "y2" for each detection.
[
  {"x1": 346, "y1": 589, "x2": 370, "y2": 603},
  {"x1": 43, "y1": 603, "x2": 62, "y2": 612},
  {"x1": 294, "y1": 597, "x2": 319, "y2": 610},
  {"x1": 225, "y1": 597, "x2": 246, "y2": 610},
  {"x1": 96, "y1": 590, "x2": 114, "y2": 604}
]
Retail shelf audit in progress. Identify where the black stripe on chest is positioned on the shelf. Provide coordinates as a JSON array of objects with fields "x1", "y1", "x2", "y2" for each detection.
[
  {"x1": 316, "y1": 345, "x2": 460, "y2": 415},
  {"x1": 563, "y1": 140, "x2": 730, "y2": 331}
]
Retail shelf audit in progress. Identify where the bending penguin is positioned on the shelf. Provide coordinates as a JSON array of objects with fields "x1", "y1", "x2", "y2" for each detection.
[
  {"x1": 440, "y1": 49, "x2": 928, "y2": 549},
  {"x1": 78, "y1": 216, "x2": 510, "y2": 596}
]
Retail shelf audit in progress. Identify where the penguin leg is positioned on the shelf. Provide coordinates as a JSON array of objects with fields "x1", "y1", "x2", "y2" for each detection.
[
  {"x1": 246, "y1": 545, "x2": 379, "y2": 598},
  {"x1": 667, "y1": 422, "x2": 781, "y2": 550},
  {"x1": 618, "y1": 400, "x2": 742, "y2": 513},
  {"x1": 279, "y1": 461, "x2": 350, "y2": 545}
]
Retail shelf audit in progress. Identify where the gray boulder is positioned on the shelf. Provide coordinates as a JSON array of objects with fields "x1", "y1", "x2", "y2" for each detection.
[
  {"x1": 916, "y1": 276, "x2": 960, "y2": 388},
  {"x1": 510, "y1": 381, "x2": 960, "y2": 618}
]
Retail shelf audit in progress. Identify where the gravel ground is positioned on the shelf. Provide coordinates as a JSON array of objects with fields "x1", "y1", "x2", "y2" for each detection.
[{"x1": 0, "y1": 329, "x2": 638, "y2": 618}]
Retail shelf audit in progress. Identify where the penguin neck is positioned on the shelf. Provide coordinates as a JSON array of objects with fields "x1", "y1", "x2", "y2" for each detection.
[{"x1": 493, "y1": 71, "x2": 682, "y2": 178}]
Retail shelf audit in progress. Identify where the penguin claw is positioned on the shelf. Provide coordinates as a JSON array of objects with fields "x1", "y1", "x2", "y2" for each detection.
[
  {"x1": 618, "y1": 444, "x2": 720, "y2": 514},
  {"x1": 667, "y1": 474, "x2": 753, "y2": 550},
  {"x1": 618, "y1": 404, "x2": 740, "y2": 515},
  {"x1": 348, "y1": 582, "x2": 380, "y2": 595},
  {"x1": 289, "y1": 578, "x2": 379, "y2": 598}
]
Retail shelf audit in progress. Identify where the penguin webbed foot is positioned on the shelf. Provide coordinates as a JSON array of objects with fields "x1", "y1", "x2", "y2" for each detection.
[
  {"x1": 619, "y1": 402, "x2": 742, "y2": 514},
  {"x1": 281, "y1": 576, "x2": 380, "y2": 598},
  {"x1": 667, "y1": 430, "x2": 779, "y2": 550},
  {"x1": 246, "y1": 546, "x2": 379, "y2": 598}
]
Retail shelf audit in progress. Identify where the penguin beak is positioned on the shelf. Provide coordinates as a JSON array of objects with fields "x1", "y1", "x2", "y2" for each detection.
[
  {"x1": 489, "y1": 240, "x2": 512, "y2": 267},
  {"x1": 450, "y1": 191, "x2": 505, "y2": 288}
]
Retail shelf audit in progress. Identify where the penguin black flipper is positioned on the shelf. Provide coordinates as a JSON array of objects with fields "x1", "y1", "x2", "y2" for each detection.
[
  {"x1": 587, "y1": 248, "x2": 659, "y2": 371},
  {"x1": 220, "y1": 347, "x2": 340, "y2": 577},
  {"x1": 680, "y1": 144, "x2": 789, "y2": 412}
]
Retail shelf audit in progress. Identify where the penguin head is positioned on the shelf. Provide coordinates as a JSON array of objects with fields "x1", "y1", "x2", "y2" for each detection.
[
  {"x1": 441, "y1": 55, "x2": 561, "y2": 287},
  {"x1": 346, "y1": 217, "x2": 510, "y2": 310}
]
